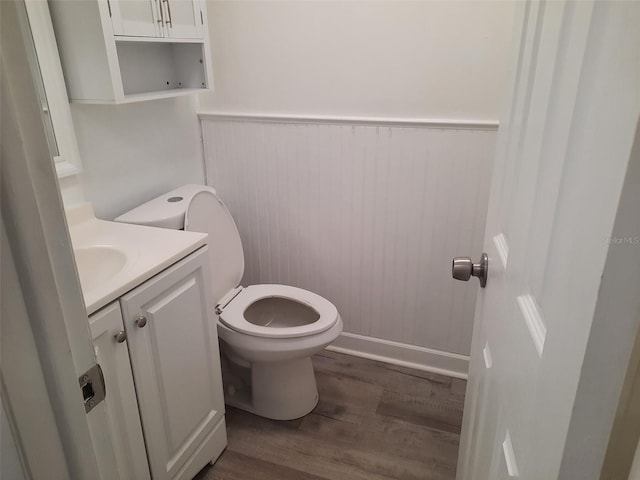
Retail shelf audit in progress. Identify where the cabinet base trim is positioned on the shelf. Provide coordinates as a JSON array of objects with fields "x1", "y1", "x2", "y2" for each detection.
[{"x1": 172, "y1": 417, "x2": 227, "y2": 480}]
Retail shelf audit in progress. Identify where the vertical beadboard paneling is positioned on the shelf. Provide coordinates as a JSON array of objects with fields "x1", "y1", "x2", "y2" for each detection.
[{"x1": 201, "y1": 118, "x2": 496, "y2": 356}]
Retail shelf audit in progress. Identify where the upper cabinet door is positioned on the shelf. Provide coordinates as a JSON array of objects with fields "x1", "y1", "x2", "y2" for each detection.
[
  {"x1": 162, "y1": 0, "x2": 203, "y2": 39},
  {"x1": 110, "y1": 0, "x2": 162, "y2": 37}
]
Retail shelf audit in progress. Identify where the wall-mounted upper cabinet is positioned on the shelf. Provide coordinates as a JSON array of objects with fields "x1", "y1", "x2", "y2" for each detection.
[
  {"x1": 48, "y1": 0, "x2": 212, "y2": 104},
  {"x1": 110, "y1": 0, "x2": 203, "y2": 40}
]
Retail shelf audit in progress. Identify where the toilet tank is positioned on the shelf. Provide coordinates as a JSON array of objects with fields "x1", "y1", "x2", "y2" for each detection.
[{"x1": 114, "y1": 184, "x2": 211, "y2": 229}]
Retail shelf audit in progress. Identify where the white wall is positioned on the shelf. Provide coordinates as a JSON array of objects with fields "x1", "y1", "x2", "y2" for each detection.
[
  {"x1": 70, "y1": 96, "x2": 205, "y2": 219},
  {"x1": 199, "y1": 1, "x2": 513, "y2": 373},
  {"x1": 202, "y1": 117, "x2": 496, "y2": 374},
  {"x1": 201, "y1": 0, "x2": 514, "y2": 120}
]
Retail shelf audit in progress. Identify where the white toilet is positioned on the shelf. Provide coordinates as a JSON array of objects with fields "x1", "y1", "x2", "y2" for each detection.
[{"x1": 116, "y1": 184, "x2": 343, "y2": 420}]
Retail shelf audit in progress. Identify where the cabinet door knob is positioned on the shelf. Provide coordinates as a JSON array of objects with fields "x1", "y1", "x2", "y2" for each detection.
[
  {"x1": 135, "y1": 315, "x2": 148, "y2": 328},
  {"x1": 114, "y1": 331, "x2": 127, "y2": 343}
]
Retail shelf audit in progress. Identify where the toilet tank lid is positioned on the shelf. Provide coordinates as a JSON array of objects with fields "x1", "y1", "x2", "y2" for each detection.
[{"x1": 114, "y1": 184, "x2": 213, "y2": 230}]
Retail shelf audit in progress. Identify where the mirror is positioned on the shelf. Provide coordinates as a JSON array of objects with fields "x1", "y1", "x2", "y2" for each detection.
[
  {"x1": 23, "y1": 1, "x2": 82, "y2": 181},
  {"x1": 25, "y1": 38, "x2": 59, "y2": 159}
]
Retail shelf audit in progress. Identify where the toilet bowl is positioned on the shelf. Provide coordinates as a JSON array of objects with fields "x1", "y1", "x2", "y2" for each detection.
[
  {"x1": 216, "y1": 285, "x2": 343, "y2": 420},
  {"x1": 115, "y1": 184, "x2": 343, "y2": 420}
]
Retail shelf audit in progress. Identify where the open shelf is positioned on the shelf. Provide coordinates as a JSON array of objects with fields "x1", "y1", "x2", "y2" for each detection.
[{"x1": 116, "y1": 41, "x2": 207, "y2": 96}]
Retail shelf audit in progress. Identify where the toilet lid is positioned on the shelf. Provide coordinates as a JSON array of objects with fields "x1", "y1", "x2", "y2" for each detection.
[
  {"x1": 185, "y1": 188, "x2": 245, "y2": 304},
  {"x1": 219, "y1": 284, "x2": 339, "y2": 339}
]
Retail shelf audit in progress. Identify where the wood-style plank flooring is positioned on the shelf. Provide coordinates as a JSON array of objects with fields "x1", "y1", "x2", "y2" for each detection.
[{"x1": 195, "y1": 350, "x2": 466, "y2": 480}]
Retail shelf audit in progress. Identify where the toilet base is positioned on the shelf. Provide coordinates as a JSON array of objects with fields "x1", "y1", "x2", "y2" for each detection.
[{"x1": 222, "y1": 355, "x2": 319, "y2": 420}]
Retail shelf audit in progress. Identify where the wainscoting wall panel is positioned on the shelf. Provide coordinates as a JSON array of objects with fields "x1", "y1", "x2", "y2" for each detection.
[{"x1": 200, "y1": 114, "x2": 496, "y2": 374}]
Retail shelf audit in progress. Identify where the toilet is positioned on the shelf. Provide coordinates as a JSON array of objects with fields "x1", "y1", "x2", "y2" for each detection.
[{"x1": 115, "y1": 184, "x2": 343, "y2": 420}]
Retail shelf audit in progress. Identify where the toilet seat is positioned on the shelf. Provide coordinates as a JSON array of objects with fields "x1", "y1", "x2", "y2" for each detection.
[
  {"x1": 218, "y1": 284, "x2": 338, "y2": 339},
  {"x1": 181, "y1": 186, "x2": 340, "y2": 341}
]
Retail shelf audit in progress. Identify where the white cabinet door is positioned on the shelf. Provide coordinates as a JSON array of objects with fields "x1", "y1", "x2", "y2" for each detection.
[
  {"x1": 162, "y1": 0, "x2": 203, "y2": 39},
  {"x1": 110, "y1": 0, "x2": 162, "y2": 37},
  {"x1": 120, "y1": 248, "x2": 226, "y2": 480},
  {"x1": 88, "y1": 302, "x2": 150, "y2": 480}
]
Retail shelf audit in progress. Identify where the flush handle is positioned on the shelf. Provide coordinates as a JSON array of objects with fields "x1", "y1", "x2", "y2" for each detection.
[
  {"x1": 452, "y1": 253, "x2": 488, "y2": 288},
  {"x1": 135, "y1": 315, "x2": 148, "y2": 328}
]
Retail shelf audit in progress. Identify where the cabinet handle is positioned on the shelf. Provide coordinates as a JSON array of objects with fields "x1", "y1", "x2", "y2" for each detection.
[
  {"x1": 135, "y1": 315, "x2": 148, "y2": 328},
  {"x1": 163, "y1": 0, "x2": 173, "y2": 27},
  {"x1": 157, "y1": 0, "x2": 164, "y2": 25},
  {"x1": 114, "y1": 331, "x2": 127, "y2": 343}
]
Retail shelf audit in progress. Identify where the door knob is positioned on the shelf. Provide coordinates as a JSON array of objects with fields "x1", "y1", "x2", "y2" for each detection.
[
  {"x1": 452, "y1": 253, "x2": 488, "y2": 288},
  {"x1": 135, "y1": 315, "x2": 148, "y2": 328}
]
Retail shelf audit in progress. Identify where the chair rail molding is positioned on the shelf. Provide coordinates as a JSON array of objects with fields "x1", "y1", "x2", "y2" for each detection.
[{"x1": 198, "y1": 111, "x2": 499, "y2": 130}]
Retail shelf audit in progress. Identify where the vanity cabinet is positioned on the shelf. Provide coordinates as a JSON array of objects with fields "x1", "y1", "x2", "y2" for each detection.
[
  {"x1": 88, "y1": 247, "x2": 226, "y2": 480},
  {"x1": 48, "y1": 0, "x2": 213, "y2": 103}
]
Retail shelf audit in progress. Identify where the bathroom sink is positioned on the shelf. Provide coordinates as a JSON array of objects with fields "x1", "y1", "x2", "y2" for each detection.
[
  {"x1": 67, "y1": 203, "x2": 207, "y2": 314},
  {"x1": 74, "y1": 245, "x2": 128, "y2": 292}
]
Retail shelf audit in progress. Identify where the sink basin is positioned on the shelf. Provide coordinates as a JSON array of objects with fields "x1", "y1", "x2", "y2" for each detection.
[
  {"x1": 74, "y1": 246, "x2": 128, "y2": 292},
  {"x1": 67, "y1": 203, "x2": 207, "y2": 314}
]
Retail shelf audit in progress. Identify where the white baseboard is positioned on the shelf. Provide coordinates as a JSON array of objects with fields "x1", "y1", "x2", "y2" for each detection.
[{"x1": 326, "y1": 332, "x2": 469, "y2": 380}]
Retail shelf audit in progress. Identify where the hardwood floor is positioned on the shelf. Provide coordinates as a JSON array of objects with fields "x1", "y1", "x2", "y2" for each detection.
[{"x1": 195, "y1": 350, "x2": 466, "y2": 480}]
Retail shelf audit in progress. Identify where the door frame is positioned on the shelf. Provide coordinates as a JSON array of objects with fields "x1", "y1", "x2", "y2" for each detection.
[
  {"x1": 558, "y1": 117, "x2": 640, "y2": 478},
  {"x1": 1, "y1": 0, "x2": 105, "y2": 477},
  {"x1": 600, "y1": 301, "x2": 640, "y2": 480}
]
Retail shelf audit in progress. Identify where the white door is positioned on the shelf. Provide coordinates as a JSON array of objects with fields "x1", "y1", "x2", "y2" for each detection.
[
  {"x1": 88, "y1": 303, "x2": 151, "y2": 480},
  {"x1": 119, "y1": 248, "x2": 225, "y2": 480},
  {"x1": 162, "y1": 0, "x2": 203, "y2": 39},
  {"x1": 3, "y1": 1, "x2": 116, "y2": 478},
  {"x1": 110, "y1": 0, "x2": 162, "y2": 37},
  {"x1": 456, "y1": 1, "x2": 640, "y2": 479}
]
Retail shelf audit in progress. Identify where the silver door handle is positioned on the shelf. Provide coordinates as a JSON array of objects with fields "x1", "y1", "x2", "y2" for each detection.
[
  {"x1": 452, "y1": 253, "x2": 488, "y2": 288},
  {"x1": 156, "y1": 0, "x2": 164, "y2": 25},
  {"x1": 163, "y1": 0, "x2": 173, "y2": 27}
]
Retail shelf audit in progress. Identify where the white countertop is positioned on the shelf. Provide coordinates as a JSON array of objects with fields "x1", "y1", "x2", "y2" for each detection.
[{"x1": 67, "y1": 204, "x2": 207, "y2": 315}]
